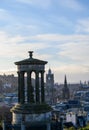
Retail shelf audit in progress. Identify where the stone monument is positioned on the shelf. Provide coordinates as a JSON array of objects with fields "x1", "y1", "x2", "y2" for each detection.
[{"x1": 11, "y1": 51, "x2": 52, "y2": 130}]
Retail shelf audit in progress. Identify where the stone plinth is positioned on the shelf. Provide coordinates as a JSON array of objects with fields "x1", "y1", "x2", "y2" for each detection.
[{"x1": 11, "y1": 103, "x2": 52, "y2": 125}]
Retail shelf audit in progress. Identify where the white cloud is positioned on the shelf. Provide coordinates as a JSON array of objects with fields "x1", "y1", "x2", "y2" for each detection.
[
  {"x1": 30, "y1": 34, "x2": 89, "y2": 43},
  {"x1": 0, "y1": 32, "x2": 89, "y2": 63},
  {"x1": 16, "y1": 0, "x2": 51, "y2": 9},
  {"x1": 53, "y1": 64, "x2": 88, "y2": 74},
  {"x1": 0, "y1": 42, "x2": 50, "y2": 58},
  {"x1": 0, "y1": 8, "x2": 15, "y2": 23},
  {"x1": 76, "y1": 18, "x2": 89, "y2": 33},
  {"x1": 1, "y1": 32, "x2": 87, "y2": 64},
  {"x1": 0, "y1": 31, "x2": 51, "y2": 59},
  {"x1": 58, "y1": 42, "x2": 89, "y2": 63},
  {"x1": 58, "y1": 0, "x2": 84, "y2": 11},
  {"x1": 0, "y1": 32, "x2": 24, "y2": 44},
  {"x1": 0, "y1": 31, "x2": 89, "y2": 83}
]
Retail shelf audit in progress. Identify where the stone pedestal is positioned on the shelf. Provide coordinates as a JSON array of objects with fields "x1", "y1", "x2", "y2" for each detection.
[{"x1": 11, "y1": 103, "x2": 52, "y2": 125}]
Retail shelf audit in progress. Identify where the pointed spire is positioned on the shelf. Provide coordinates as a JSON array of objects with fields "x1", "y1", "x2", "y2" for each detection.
[
  {"x1": 64, "y1": 75, "x2": 67, "y2": 88},
  {"x1": 64, "y1": 75, "x2": 67, "y2": 84},
  {"x1": 63, "y1": 75, "x2": 70, "y2": 99},
  {"x1": 48, "y1": 68, "x2": 51, "y2": 74}
]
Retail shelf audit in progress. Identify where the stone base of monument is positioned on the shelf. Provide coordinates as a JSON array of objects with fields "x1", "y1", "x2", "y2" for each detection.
[{"x1": 11, "y1": 103, "x2": 52, "y2": 125}]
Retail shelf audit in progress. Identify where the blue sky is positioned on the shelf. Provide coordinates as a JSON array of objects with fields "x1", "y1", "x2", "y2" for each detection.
[{"x1": 0, "y1": 0, "x2": 89, "y2": 83}]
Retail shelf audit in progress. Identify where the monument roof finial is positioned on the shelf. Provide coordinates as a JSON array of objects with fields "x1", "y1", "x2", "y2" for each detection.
[{"x1": 28, "y1": 51, "x2": 33, "y2": 58}]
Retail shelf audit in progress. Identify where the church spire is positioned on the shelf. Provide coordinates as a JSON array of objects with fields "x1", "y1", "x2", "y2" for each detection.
[
  {"x1": 62, "y1": 75, "x2": 70, "y2": 100},
  {"x1": 48, "y1": 68, "x2": 51, "y2": 74},
  {"x1": 64, "y1": 75, "x2": 67, "y2": 88}
]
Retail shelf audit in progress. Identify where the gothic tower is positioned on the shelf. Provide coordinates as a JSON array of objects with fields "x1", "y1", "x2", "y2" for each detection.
[{"x1": 62, "y1": 75, "x2": 70, "y2": 100}]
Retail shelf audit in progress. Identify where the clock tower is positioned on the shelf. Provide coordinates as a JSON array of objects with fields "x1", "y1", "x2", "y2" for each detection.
[{"x1": 46, "y1": 68, "x2": 54, "y2": 104}]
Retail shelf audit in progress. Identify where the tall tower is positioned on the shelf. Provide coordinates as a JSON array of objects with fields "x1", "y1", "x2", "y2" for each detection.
[
  {"x1": 46, "y1": 68, "x2": 54, "y2": 104},
  {"x1": 62, "y1": 75, "x2": 70, "y2": 100},
  {"x1": 11, "y1": 51, "x2": 52, "y2": 129}
]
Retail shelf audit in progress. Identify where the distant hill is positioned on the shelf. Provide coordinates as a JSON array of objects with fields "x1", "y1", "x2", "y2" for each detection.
[{"x1": 0, "y1": 74, "x2": 18, "y2": 93}]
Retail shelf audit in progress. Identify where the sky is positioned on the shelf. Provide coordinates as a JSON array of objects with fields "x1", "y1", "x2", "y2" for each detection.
[{"x1": 0, "y1": 0, "x2": 89, "y2": 83}]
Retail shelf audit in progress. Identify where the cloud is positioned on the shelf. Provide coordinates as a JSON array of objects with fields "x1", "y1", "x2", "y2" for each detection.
[
  {"x1": 47, "y1": 15, "x2": 74, "y2": 29},
  {"x1": 58, "y1": 0, "x2": 84, "y2": 11},
  {"x1": 0, "y1": 31, "x2": 25, "y2": 44},
  {"x1": 0, "y1": 31, "x2": 52, "y2": 59},
  {"x1": 0, "y1": 8, "x2": 24, "y2": 34},
  {"x1": 0, "y1": 31, "x2": 89, "y2": 83},
  {"x1": 0, "y1": 31, "x2": 52, "y2": 74},
  {"x1": 58, "y1": 42, "x2": 89, "y2": 63},
  {"x1": 53, "y1": 64, "x2": 88, "y2": 75},
  {"x1": 0, "y1": 32, "x2": 88, "y2": 63},
  {"x1": 76, "y1": 18, "x2": 89, "y2": 33},
  {"x1": 16, "y1": 0, "x2": 51, "y2": 9},
  {"x1": 0, "y1": 8, "x2": 12, "y2": 22},
  {"x1": 30, "y1": 34, "x2": 89, "y2": 43}
]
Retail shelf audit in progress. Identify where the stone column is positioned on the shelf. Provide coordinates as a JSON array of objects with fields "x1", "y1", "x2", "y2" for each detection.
[
  {"x1": 27, "y1": 71, "x2": 34, "y2": 103},
  {"x1": 35, "y1": 71, "x2": 40, "y2": 103},
  {"x1": 27, "y1": 72, "x2": 31, "y2": 103},
  {"x1": 17, "y1": 72, "x2": 20, "y2": 103},
  {"x1": 41, "y1": 71, "x2": 45, "y2": 103},
  {"x1": 2, "y1": 120, "x2": 6, "y2": 130},
  {"x1": 20, "y1": 71, "x2": 25, "y2": 104},
  {"x1": 21, "y1": 121, "x2": 25, "y2": 130},
  {"x1": 47, "y1": 123, "x2": 51, "y2": 130}
]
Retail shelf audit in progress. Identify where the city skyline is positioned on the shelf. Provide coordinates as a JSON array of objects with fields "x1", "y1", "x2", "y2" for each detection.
[{"x1": 0, "y1": 0, "x2": 89, "y2": 83}]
